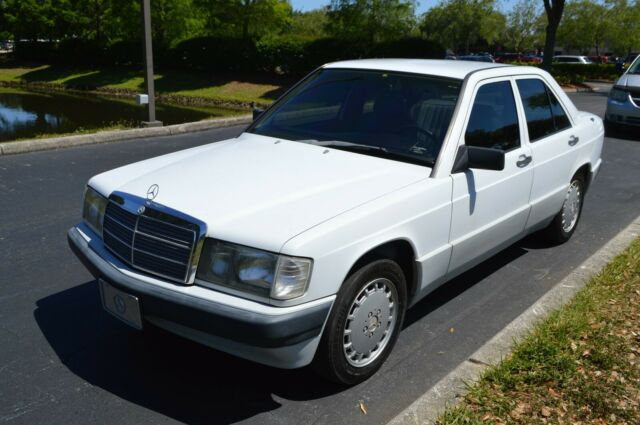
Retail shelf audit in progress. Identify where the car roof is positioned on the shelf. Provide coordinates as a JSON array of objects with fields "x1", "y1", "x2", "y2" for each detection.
[{"x1": 323, "y1": 59, "x2": 509, "y2": 80}]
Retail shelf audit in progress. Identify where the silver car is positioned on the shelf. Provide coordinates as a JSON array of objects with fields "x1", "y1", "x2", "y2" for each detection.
[
  {"x1": 553, "y1": 55, "x2": 592, "y2": 64},
  {"x1": 606, "y1": 55, "x2": 640, "y2": 129}
]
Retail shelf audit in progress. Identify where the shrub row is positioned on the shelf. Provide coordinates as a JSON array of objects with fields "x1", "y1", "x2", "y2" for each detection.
[
  {"x1": 14, "y1": 40, "x2": 141, "y2": 67},
  {"x1": 549, "y1": 63, "x2": 620, "y2": 83},
  {"x1": 479, "y1": 60, "x2": 620, "y2": 83},
  {"x1": 14, "y1": 36, "x2": 445, "y2": 76}
]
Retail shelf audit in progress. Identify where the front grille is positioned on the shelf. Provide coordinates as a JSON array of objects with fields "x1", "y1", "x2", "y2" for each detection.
[
  {"x1": 103, "y1": 201, "x2": 199, "y2": 283},
  {"x1": 626, "y1": 116, "x2": 640, "y2": 125}
]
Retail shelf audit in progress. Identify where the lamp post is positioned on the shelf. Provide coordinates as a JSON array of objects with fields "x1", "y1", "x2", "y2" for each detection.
[{"x1": 140, "y1": 0, "x2": 162, "y2": 127}]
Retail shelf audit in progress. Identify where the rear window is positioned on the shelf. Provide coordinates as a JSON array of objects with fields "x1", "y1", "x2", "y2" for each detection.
[{"x1": 516, "y1": 79, "x2": 571, "y2": 142}]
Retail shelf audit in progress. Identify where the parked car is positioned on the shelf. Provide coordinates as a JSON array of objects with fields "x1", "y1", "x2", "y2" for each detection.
[
  {"x1": 457, "y1": 54, "x2": 495, "y2": 63},
  {"x1": 588, "y1": 55, "x2": 611, "y2": 64},
  {"x1": 553, "y1": 55, "x2": 593, "y2": 64},
  {"x1": 495, "y1": 53, "x2": 542, "y2": 64},
  {"x1": 606, "y1": 54, "x2": 640, "y2": 129},
  {"x1": 69, "y1": 59, "x2": 604, "y2": 385}
]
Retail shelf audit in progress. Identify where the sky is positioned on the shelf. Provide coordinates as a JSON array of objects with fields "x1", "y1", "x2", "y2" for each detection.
[{"x1": 290, "y1": 0, "x2": 518, "y2": 14}]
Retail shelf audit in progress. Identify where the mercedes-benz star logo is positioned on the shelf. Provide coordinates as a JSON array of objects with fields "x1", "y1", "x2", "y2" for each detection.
[
  {"x1": 146, "y1": 184, "x2": 159, "y2": 201},
  {"x1": 113, "y1": 294, "x2": 127, "y2": 315}
]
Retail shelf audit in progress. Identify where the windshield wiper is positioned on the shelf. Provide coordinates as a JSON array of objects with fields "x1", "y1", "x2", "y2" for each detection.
[
  {"x1": 297, "y1": 139, "x2": 434, "y2": 166},
  {"x1": 297, "y1": 139, "x2": 389, "y2": 153}
]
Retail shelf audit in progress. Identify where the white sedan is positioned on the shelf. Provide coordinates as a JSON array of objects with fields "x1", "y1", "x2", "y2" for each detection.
[{"x1": 69, "y1": 59, "x2": 604, "y2": 385}]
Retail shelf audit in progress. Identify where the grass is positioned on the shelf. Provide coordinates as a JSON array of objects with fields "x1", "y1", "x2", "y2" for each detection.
[
  {"x1": 0, "y1": 64, "x2": 291, "y2": 107},
  {"x1": 438, "y1": 238, "x2": 640, "y2": 425}
]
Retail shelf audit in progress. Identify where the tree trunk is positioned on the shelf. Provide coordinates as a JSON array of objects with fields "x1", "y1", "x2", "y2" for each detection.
[{"x1": 542, "y1": 0, "x2": 565, "y2": 71}]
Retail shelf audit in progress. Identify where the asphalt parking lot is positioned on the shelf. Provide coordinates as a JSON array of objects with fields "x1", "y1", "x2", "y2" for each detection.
[{"x1": 0, "y1": 91, "x2": 639, "y2": 425}]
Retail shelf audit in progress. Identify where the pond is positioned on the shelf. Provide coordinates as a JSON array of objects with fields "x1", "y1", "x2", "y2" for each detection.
[{"x1": 0, "y1": 87, "x2": 243, "y2": 142}]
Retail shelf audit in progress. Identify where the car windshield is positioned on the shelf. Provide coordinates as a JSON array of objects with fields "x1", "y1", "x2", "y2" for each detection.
[
  {"x1": 249, "y1": 69, "x2": 462, "y2": 167},
  {"x1": 628, "y1": 57, "x2": 640, "y2": 74}
]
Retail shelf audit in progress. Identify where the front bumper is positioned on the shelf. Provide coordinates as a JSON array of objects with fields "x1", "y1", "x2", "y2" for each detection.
[
  {"x1": 606, "y1": 96, "x2": 640, "y2": 126},
  {"x1": 67, "y1": 224, "x2": 333, "y2": 369}
]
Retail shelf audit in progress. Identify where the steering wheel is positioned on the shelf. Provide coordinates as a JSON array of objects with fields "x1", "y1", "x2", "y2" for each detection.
[
  {"x1": 395, "y1": 125, "x2": 438, "y2": 156},
  {"x1": 395, "y1": 124, "x2": 435, "y2": 139}
]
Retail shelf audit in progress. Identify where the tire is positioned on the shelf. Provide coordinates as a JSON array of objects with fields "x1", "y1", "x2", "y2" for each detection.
[
  {"x1": 313, "y1": 259, "x2": 407, "y2": 385},
  {"x1": 543, "y1": 173, "x2": 586, "y2": 244}
]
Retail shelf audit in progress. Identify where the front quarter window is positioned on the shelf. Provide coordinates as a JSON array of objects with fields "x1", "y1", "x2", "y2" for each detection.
[{"x1": 249, "y1": 69, "x2": 462, "y2": 167}]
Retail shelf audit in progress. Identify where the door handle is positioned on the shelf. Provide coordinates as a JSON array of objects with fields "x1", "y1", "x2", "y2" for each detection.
[
  {"x1": 516, "y1": 154, "x2": 532, "y2": 168},
  {"x1": 568, "y1": 135, "x2": 580, "y2": 146}
]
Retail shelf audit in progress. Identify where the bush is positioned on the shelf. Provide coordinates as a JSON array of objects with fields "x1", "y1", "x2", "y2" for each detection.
[
  {"x1": 55, "y1": 39, "x2": 103, "y2": 66},
  {"x1": 14, "y1": 41, "x2": 57, "y2": 62},
  {"x1": 257, "y1": 35, "x2": 308, "y2": 74},
  {"x1": 105, "y1": 40, "x2": 142, "y2": 67},
  {"x1": 370, "y1": 37, "x2": 445, "y2": 60},
  {"x1": 13, "y1": 35, "x2": 445, "y2": 77},
  {"x1": 167, "y1": 37, "x2": 259, "y2": 73},
  {"x1": 550, "y1": 63, "x2": 619, "y2": 82}
]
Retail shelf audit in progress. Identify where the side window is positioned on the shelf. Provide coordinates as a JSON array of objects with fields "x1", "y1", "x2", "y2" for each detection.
[
  {"x1": 465, "y1": 81, "x2": 520, "y2": 151},
  {"x1": 516, "y1": 79, "x2": 555, "y2": 141},
  {"x1": 517, "y1": 79, "x2": 571, "y2": 142},
  {"x1": 547, "y1": 88, "x2": 571, "y2": 131}
]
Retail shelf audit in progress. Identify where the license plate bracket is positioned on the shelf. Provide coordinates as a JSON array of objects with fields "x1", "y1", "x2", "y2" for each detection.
[{"x1": 99, "y1": 279, "x2": 143, "y2": 330}]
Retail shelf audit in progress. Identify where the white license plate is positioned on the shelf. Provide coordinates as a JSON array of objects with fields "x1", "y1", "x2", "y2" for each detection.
[{"x1": 99, "y1": 279, "x2": 143, "y2": 330}]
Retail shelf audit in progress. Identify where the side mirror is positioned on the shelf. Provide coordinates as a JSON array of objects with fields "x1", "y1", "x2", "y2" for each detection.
[
  {"x1": 452, "y1": 145, "x2": 505, "y2": 172},
  {"x1": 253, "y1": 108, "x2": 265, "y2": 121}
]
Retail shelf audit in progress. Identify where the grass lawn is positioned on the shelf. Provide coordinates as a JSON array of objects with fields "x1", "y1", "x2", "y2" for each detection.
[
  {"x1": 438, "y1": 238, "x2": 640, "y2": 424},
  {"x1": 0, "y1": 64, "x2": 291, "y2": 106}
]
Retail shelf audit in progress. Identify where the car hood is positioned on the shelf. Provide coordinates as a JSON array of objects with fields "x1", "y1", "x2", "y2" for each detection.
[
  {"x1": 616, "y1": 73, "x2": 640, "y2": 88},
  {"x1": 89, "y1": 133, "x2": 430, "y2": 252}
]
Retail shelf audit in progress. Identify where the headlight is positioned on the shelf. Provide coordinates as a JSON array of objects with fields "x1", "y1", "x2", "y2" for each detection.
[
  {"x1": 82, "y1": 186, "x2": 108, "y2": 236},
  {"x1": 196, "y1": 239, "x2": 312, "y2": 300},
  {"x1": 609, "y1": 87, "x2": 629, "y2": 102}
]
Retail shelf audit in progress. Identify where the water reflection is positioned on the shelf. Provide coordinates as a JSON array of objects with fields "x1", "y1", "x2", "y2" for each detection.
[{"x1": 0, "y1": 88, "x2": 242, "y2": 142}]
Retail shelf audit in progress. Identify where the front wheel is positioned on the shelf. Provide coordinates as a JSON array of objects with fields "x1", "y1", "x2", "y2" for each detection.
[
  {"x1": 313, "y1": 260, "x2": 407, "y2": 385},
  {"x1": 543, "y1": 174, "x2": 585, "y2": 244}
]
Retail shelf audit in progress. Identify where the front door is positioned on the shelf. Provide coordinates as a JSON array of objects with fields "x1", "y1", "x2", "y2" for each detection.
[{"x1": 448, "y1": 78, "x2": 534, "y2": 275}]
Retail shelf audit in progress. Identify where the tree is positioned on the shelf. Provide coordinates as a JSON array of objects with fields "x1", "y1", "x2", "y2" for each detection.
[
  {"x1": 607, "y1": 0, "x2": 640, "y2": 56},
  {"x1": 420, "y1": 0, "x2": 506, "y2": 53},
  {"x1": 504, "y1": 0, "x2": 543, "y2": 52},
  {"x1": 556, "y1": 0, "x2": 615, "y2": 55},
  {"x1": 195, "y1": 0, "x2": 292, "y2": 40},
  {"x1": 542, "y1": 0, "x2": 565, "y2": 70},
  {"x1": 289, "y1": 9, "x2": 329, "y2": 39},
  {"x1": 326, "y1": 0, "x2": 417, "y2": 44},
  {"x1": 152, "y1": 0, "x2": 206, "y2": 47},
  {"x1": 3, "y1": 0, "x2": 54, "y2": 41}
]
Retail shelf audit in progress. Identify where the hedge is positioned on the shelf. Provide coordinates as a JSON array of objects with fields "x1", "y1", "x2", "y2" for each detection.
[
  {"x1": 501, "y1": 60, "x2": 620, "y2": 83},
  {"x1": 14, "y1": 36, "x2": 445, "y2": 76},
  {"x1": 14, "y1": 39, "x2": 142, "y2": 67},
  {"x1": 549, "y1": 63, "x2": 619, "y2": 83}
]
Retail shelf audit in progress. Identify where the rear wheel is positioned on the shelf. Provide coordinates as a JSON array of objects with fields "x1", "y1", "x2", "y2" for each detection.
[
  {"x1": 313, "y1": 259, "x2": 407, "y2": 385},
  {"x1": 543, "y1": 174, "x2": 585, "y2": 244}
]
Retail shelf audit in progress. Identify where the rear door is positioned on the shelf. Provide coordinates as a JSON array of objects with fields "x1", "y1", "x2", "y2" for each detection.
[
  {"x1": 513, "y1": 77, "x2": 577, "y2": 228},
  {"x1": 448, "y1": 78, "x2": 534, "y2": 275}
]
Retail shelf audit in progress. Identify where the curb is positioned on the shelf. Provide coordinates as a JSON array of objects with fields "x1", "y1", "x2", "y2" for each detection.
[
  {"x1": 562, "y1": 85, "x2": 594, "y2": 93},
  {"x1": 0, "y1": 114, "x2": 252, "y2": 156},
  {"x1": 388, "y1": 215, "x2": 640, "y2": 425}
]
